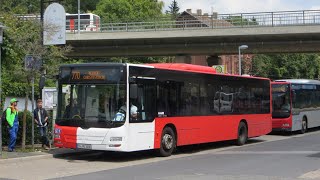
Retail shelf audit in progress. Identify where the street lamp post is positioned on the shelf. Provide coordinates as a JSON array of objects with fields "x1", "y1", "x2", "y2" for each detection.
[
  {"x1": 78, "y1": 0, "x2": 80, "y2": 34},
  {"x1": 238, "y1": 45, "x2": 248, "y2": 75}
]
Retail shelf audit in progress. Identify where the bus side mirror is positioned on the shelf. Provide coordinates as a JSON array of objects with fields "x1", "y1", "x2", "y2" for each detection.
[{"x1": 130, "y1": 84, "x2": 138, "y2": 99}]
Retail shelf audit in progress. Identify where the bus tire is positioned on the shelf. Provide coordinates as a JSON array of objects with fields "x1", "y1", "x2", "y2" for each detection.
[
  {"x1": 237, "y1": 121, "x2": 248, "y2": 146},
  {"x1": 300, "y1": 117, "x2": 307, "y2": 134},
  {"x1": 158, "y1": 127, "x2": 176, "y2": 157}
]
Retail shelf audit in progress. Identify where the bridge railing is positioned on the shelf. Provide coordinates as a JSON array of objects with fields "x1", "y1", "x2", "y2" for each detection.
[{"x1": 66, "y1": 10, "x2": 320, "y2": 33}]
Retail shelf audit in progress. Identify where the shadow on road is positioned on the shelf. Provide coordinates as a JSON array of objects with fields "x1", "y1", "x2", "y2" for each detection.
[
  {"x1": 51, "y1": 126, "x2": 320, "y2": 163},
  {"x1": 52, "y1": 139, "x2": 265, "y2": 163},
  {"x1": 269, "y1": 126, "x2": 320, "y2": 136}
]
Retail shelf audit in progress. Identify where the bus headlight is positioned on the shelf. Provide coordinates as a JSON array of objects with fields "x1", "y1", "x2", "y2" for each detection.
[
  {"x1": 110, "y1": 137, "x2": 122, "y2": 141},
  {"x1": 54, "y1": 134, "x2": 61, "y2": 139}
]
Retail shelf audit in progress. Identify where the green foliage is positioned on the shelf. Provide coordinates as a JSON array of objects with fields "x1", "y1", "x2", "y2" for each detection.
[
  {"x1": 225, "y1": 16, "x2": 258, "y2": 26},
  {"x1": 166, "y1": 0, "x2": 180, "y2": 20},
  {"x1": 1, "y1": 13, "x2": 69, "y2": 99},
  {"x1": 62, "y1": 0, "x2": 99, "y2": 13},
  {"x1": 94, "y1": 0, "x2": 164, "y2": 23},
  {"x1": 252, "y1": 54, "x2": 320, "y2": 80},
  {"x1": 0, "y1": 0, "x2": 39, "y2": 14}
]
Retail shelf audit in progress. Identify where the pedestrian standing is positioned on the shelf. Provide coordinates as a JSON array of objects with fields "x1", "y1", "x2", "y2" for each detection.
[
  {"x1": 33, "y1": 99, "x2": 50, "y2": 150},
  {"x1": 6, "y1": 98, "x2": 19, "y2": 152}
]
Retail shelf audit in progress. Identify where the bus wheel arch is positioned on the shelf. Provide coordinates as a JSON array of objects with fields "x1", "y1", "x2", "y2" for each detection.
[
  {"x1": 158, "y1": 124, "x2": 177, "y2": 157},
  {"x1": 300, "y1": 116, "x2": 308, "y2": 134},
  {"x1": 237, "y1": 120, "x2": 248, "y2": 146}
]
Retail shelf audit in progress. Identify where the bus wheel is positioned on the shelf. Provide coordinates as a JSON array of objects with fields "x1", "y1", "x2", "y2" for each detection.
[
  {"x1": 158, "y1": 127, "x2": 176, "y2": 157},
  {"x1": 300, "y1": 117, "x2": 307, "y2": 134},
  {"x1": 237, "y1": 122, "x2": 248, "y2": 146}
]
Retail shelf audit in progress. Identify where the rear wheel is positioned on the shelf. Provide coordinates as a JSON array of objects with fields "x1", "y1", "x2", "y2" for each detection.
[
  {"x1": 237, "y1": 122, "x2": 248, "y2": 146},
  {"x1": 300, "y1": 117, "x2": 307, "y2": 134},
  {"x1": 158, "y1": 127, "x2": 176, "y2": 157}
]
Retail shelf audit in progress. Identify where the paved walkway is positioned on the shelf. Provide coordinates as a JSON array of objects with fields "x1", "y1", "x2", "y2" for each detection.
[{"x1": 0, "y1": 145, "x2": 90, "y2": 162}]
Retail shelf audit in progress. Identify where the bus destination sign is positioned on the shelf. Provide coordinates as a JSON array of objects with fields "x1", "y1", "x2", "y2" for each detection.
[
  {"x1": 71, "y1": 70, "x2": 106, "y2": 81},
  {"x1": 272, "y1": 85, "x2": 287, "y2": 93}
]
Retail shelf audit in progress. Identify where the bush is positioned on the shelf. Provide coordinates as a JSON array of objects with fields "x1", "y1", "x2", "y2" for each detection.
[{"x1": 1, "y1": 110, "x2": 53, "y2": 146}]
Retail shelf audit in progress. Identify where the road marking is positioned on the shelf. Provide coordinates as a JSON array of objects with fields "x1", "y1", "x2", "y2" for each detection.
[{"x1": 299, "y1": 169, "x2": 320, "y2": 179}]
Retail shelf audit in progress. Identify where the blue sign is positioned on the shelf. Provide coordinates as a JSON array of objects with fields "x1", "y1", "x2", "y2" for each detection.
[{"x1": 24, "y1": 55, "x2": 42, "y2": 71}]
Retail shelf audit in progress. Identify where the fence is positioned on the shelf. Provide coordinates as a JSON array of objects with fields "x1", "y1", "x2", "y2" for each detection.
[{"x1": 66, "y1": 10, "x2": 320, "y2": 33}]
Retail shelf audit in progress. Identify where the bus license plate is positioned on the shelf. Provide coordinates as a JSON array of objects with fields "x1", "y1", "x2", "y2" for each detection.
[{"x1": 77, "y1": 144, "x2": 92, "y2": 149}]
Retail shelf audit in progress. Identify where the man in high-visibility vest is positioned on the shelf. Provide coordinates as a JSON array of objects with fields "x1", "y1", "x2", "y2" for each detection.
[{"x1": 6, "y1": 98, "x2": 19, "y2": 152}]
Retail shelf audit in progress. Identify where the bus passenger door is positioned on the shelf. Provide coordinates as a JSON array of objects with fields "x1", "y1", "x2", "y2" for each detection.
[{"x1": 128, "y1": 78, "x2": 157, "y2": 151}]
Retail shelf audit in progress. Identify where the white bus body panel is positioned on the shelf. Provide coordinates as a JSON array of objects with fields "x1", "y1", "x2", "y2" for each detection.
[
  {"x1": 77, "y1": 125, "x2": 129, "y2": 151},
  {"x1": 292, "y1": 110, "x2": 320, "y2": 131},
  {"x1": 76, "y1": 121, "x2": 155, "y2": 152},
  {"x1": 127, "y1": 121, "x2": 155, "y2": 151}
]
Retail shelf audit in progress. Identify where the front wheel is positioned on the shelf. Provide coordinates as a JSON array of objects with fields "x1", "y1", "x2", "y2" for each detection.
[
  {"x1": 158, "y1": 127, "x2": 176, "y2": 157},
  {"x1": 237, "y1": 122, "x2": 248, "y2": 146},
  {"x1": 300, "y1": 117, "x2": 307, "y2": 134}
]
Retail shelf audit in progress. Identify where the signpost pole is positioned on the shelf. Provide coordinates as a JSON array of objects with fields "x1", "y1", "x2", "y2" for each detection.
[
  {"x1": 31, "y1": 76, "x2": 35, "y2": 150},
  {"x1": 0, "y1": 38, "x2": 2, "y2": 157},
  {"x1": 0, "y1": 25, "x2": 5, "y2": 157}
]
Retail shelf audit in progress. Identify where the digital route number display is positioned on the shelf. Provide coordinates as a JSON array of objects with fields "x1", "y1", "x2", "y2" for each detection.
[
  {"x1": 71, "y1": 70, "x2": 106, "y2": 81},
  {"x1": 60, "y1": 67, "x2": 125, "y2": 84}
]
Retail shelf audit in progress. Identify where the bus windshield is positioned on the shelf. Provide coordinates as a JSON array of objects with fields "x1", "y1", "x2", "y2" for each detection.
[
  {"x1": 272, "y1": 84, "x2": 291, "y2": 118},
  {"x1": 57, "y1": 83, "x2": 126, "y2": 128}
]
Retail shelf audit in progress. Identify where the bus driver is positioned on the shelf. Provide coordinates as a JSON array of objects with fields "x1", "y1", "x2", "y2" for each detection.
[{"x1": 118, "y1": 99, "x2": 138, "y2": 120}]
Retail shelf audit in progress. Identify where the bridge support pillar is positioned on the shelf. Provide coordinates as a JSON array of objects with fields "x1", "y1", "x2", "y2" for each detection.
[
  {"x1": 207, "y1": 55, "x2": 222, "y2": 67},
  {"x1": 173, "y1": 56, "x2": 192, "y2": 64},
  {"x1": 174, "y1": 56, "x2": 208, "y2": 66}
]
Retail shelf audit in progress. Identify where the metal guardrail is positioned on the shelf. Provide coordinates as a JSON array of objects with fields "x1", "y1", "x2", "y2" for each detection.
[{"x1": 66, "y1": 10, "x2": 320, "y2": 33}]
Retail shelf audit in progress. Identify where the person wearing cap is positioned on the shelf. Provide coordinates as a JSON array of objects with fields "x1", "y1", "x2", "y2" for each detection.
[
  {"x1": 6, "y1": 98, "x2": 19, "y2": 152},
  {"x1": 33, "y1": 99, "x2": 50, "y2": 150}
]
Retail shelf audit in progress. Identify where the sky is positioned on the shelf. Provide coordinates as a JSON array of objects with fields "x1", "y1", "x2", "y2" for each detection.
[{"x1": 161, "y1": 0, "x2": 320, "y2": 14}]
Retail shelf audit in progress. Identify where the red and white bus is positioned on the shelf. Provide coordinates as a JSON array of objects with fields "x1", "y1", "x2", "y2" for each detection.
[
  {"x1": 66, "y1": 13, "x2": 100, "y2": 32},
  {"x1": 272, "y1": 79, "x2": 320, "y2": 133},
  {"x1": 54, "y1": 63, "x2": 272, "y2": 156}
]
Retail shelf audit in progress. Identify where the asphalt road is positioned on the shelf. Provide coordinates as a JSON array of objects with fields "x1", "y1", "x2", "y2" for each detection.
[{"x1": 52, "y1": 130, "x2": 320, "y2": 180}]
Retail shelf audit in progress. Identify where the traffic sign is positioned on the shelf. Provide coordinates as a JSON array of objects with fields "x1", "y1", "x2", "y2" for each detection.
[
  {"x1": 24, "y1": 55, "x2": 42, "y2": 71},
  {"x1": 212, "y1": 65, "x2": 225, "y2": 73}
]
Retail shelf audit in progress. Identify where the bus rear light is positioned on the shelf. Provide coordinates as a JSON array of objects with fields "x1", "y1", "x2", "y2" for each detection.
[{"x1": 109, "y1": 144, "x2": 121, "y2": 147}]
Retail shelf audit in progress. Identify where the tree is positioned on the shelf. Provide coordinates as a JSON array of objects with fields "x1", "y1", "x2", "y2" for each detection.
[
  {"x1": 94, "y1": 0, "x2": 164, "y2": 23},
  {"x1": 1, "y1": 13, "x2": 70, "y2": 150},
  {"x1": 166, "y1": 0, "x2": 180, "y2": 20},
  {"x1": 62, "y1": 0, "x2": 99, "y2": 13},
  {"x1": 0, "y1": 0, "x2": 40, "y2": 14},
  {"x1": 251, "y1": 54, "x2": 320, "y2": 80},
  {"x1": 225, "y1": 16, "x2": 259, "y2": 26}
]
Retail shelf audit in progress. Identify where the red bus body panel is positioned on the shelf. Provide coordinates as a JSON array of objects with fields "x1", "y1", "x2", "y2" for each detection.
[
  {"x1": 271, "y1": 81, "x2": 292, "y2": 131},
  {"x1": 154, "y1": 114, "x2": 271, "y2": 149},
  {"x1": 54, "y1": 125, "x2": 77, "y2": 149},
  {"x1": 272, "y1": 116, "x2": 292, "y2": 131}
]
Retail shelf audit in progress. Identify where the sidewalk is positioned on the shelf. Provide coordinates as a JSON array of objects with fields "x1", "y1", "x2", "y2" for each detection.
[{"x1": 0, "y1": 145, "x2": 90, "y2": 163}]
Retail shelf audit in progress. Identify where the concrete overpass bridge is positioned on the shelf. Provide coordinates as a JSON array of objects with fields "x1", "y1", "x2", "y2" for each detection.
[{"x1": 66, "y1": 10, "x2": 320, "y2": 57}]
